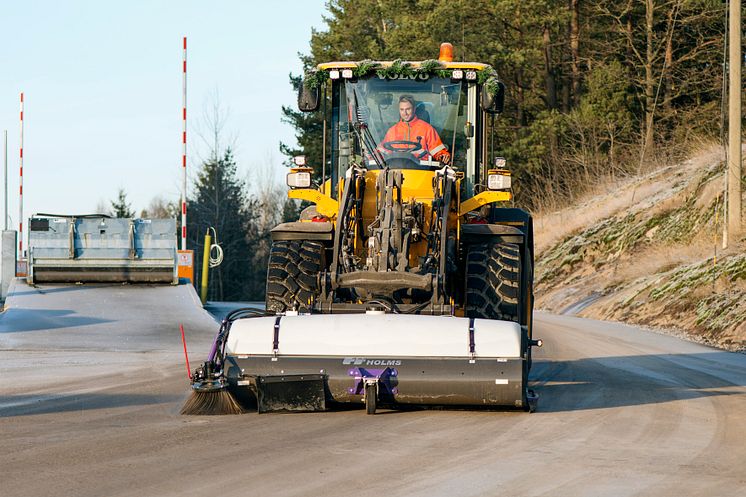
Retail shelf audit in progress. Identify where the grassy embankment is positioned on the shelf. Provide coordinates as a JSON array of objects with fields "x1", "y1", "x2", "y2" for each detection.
[{"x1": 534, "y1": 144, "x2": 746, "y2": 352}]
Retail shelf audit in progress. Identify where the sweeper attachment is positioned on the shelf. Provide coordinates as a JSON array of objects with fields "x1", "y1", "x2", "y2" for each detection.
[
  {"x1": 183, "y1": 307, "x2": 541, "y2": 415},
  {"x1": 182, "y1": 44, "x2": 542, "y2": 415}
]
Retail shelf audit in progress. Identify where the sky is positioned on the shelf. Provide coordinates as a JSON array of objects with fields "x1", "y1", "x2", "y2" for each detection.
[{"x1": 0, "y1": 0, "x2": 327, "y2": 237}]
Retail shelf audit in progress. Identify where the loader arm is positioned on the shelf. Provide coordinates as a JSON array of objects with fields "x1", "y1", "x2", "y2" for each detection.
[
  {"x1": 288, "y1": 188, "x2": 339, "y2": 219},
  {"x1": 458, "y1": 191, "x2": 512, "y2": 217}
]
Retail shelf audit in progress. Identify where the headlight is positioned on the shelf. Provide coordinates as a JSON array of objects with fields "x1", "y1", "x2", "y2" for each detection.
[
  {"x1": 487, "y1": 169, "x2": 511, "y2": 190},
  {"x1": 287, "y1": 170, "x2": 311, "y2": 189},
  {"x1": 329, "y1": 70, "x2": 340, "y2": 80},
  {"x1": 452, "y1": 69, "x2": 464, "y2": 80},
  {"x1": 342, "y1": 69, "x2": 353, "y2": 79},
  {"x1": 465, "y1": 70, "x2": 477, "y2": 81}
]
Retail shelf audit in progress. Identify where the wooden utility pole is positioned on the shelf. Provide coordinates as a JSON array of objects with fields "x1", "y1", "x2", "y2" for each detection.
[{"x1": 727, "y1": 0, "x2": 742, "y2": 244}]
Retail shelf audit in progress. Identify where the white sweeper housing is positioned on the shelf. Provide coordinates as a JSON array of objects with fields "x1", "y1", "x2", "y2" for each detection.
[
  {"x1": 223, "y1": 313, "x2": 530, "y2": 412},
  {"x1": 226, "y1": 313, "x2": 522, "y2": 358}
]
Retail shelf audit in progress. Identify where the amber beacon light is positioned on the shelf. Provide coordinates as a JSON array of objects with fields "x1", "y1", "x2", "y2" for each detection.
[{"x1": 438, "y1": 42, "x2": 454, "y2": 62}]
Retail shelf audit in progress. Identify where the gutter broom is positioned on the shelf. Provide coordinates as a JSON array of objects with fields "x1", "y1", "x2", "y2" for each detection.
[{"x1": 179, "y1": 319, "x2": 244, "y2": 415}]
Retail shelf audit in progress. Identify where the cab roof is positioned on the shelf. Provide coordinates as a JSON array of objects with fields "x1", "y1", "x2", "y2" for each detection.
[{"x1": 317, "y1": 61, "x2": 491, "y2": 71}]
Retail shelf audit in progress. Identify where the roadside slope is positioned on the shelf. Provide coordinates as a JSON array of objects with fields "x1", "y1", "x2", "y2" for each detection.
[{"x1": 534, "y1": 145, "x2": 746, "y2": 351}]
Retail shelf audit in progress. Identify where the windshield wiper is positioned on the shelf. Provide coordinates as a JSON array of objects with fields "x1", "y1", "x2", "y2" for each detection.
[{"x1": 345, "y1": 83, "x2": 386, "y2": 169}]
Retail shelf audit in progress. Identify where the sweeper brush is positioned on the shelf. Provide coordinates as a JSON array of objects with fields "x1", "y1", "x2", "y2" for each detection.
[
  {"x1": 180, "y1": 386, "x2": 243, "y2": 416},
  {"x1": 180, "y1": 308, "x2": 264, "y2": 415},
  {"x1": 182, "y1": 43, "x2": 543, "y2": 415}
]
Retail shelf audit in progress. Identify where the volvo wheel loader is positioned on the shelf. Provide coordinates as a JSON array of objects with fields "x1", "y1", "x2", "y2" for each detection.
[{"x1": 187, "y1": 44, "x2": 541, "y2": 415}]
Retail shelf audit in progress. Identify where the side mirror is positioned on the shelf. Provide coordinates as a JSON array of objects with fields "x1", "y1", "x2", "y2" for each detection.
[
  {"x1": 481, "y1": 81, "x2": 505, "y2": 114},
  {"x1": 298, "y1": 79, "x2": 320, "y2": 112}
]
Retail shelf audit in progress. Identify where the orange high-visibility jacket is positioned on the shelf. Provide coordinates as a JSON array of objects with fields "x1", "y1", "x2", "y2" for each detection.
[{"x1": 378, "y1": 117, "x2": 449, "y2": 160}]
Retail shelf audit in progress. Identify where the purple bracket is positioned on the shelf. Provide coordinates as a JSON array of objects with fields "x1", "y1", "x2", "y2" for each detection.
[{"x1": 347, "y1": 367, "x2": 399, "y2": 396}]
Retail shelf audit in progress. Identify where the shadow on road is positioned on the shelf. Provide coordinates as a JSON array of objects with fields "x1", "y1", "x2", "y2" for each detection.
[
  {"x1": 0, "y1": 308, "x2": 112, "y2": 333},
  {"x1": 6, "y1": 285, "x2": 123, "y2": 298},
  {"x1": 0, "y1": 392, "x2": 183, "y2": 418},
  {"x1": 530, "y1": 351, "x2": 746, "y2": 412},
  {"x1": 7, "y1": 283, "x2": 179, "y2": 299}
]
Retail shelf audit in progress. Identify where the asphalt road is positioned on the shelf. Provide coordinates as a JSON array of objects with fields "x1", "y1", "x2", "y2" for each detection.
[{"x1": 1, "y1": 281, "x2": 744, "y2": 497}]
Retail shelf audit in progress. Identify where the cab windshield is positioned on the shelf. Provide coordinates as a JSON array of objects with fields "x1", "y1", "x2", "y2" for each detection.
[{"x1": 337, "y1": 76, "x2": 468, "y2": 170}]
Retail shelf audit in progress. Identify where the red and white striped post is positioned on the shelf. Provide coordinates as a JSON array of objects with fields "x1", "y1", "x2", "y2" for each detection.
[
  {"x1": 181, "y1": 37, "x2": 187, "y2": 250},
  {"x1": 18, "y1": 92, "x2": 24, "y2": 258}
]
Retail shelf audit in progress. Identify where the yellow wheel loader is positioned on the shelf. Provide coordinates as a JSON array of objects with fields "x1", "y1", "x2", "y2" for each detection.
[{"x1": 186, "y1": 44, "x2": 541, "y2": 415}]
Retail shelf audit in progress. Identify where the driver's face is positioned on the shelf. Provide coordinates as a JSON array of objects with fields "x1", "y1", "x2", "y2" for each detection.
[{"x1": 399, "y1": 101, "x2": 414, "y2": 122}]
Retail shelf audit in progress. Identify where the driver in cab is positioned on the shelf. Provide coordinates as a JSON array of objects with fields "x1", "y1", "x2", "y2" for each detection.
[{"x1": 378, "y1": 95, "x2": 451, "y2": 165}]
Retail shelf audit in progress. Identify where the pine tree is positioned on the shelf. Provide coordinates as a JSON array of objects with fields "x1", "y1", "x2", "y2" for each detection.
[
  {"x1": 110, "y1": 189, "x2": 134, "y2": 218},
  {"x1": 187, "y1": 149, "x2": 259, "y2": 301},
  {"x1": 282, "y1": 198, "x2": 301, "y2": 222}
]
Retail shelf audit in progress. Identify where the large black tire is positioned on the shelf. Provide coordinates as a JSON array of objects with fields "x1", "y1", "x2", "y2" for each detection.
[
  {"x1": 266, "y1": 240, "x2": 324, "y2": 313},
  {"x1": 464, "y1": 242, "x2": 521, "y2": 321},
  {"x1": 465, "y1": 241, "x2": 530, "y2": 409}
]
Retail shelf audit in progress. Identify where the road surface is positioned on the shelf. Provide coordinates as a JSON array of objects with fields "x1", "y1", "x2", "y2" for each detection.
[{"x1": 1, "y1": 280, "x2": 744, "y2": 497}]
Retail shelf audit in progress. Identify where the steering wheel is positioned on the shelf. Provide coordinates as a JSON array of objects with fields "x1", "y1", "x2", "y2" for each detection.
[{"x1": 382, "y1": 140, "x2": 423, "y2": 153}]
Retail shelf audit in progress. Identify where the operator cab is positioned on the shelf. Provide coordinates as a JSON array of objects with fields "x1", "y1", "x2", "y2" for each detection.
[
  {"x1": 338, "y1": 76, "x2": 467, "y2": 171},
  {"x1": 298, "y1": 50, "x2": 506, "y2": 198}
]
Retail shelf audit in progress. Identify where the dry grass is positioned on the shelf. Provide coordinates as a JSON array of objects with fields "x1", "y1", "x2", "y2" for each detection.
[
  {"x1": 605, "y1": 240, "x2": 716, "y2": 287},
  {"x1": 533, "y1": 143, "x2": 724, "y2": 254},
  {"x1": 532, "y1": 141, "x2": 746, "y2": 351}
]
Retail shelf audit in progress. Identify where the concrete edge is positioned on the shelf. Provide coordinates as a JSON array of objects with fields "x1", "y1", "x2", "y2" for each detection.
[
  {"x1": 180, "y1": 281, "x2": 218, "y2": 325},
  {"x1": 1, "y1": 278, "x2": 23, "y2": 311}
]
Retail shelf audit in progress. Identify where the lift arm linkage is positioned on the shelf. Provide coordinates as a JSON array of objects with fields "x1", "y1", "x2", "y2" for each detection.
[
  {"x1": 459, "y1": 191, "x2": 511, "y2": 217},
  {"x1": 288, "y1": 189, "x2": 340, "y2": 218}
]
